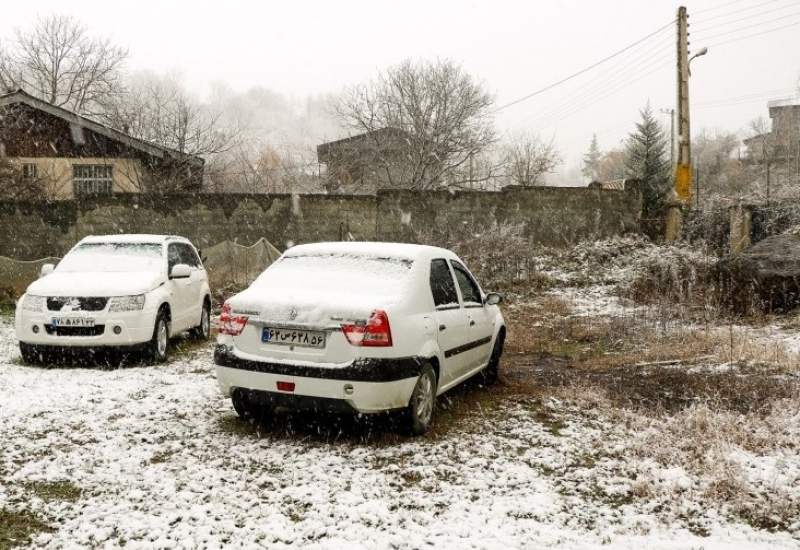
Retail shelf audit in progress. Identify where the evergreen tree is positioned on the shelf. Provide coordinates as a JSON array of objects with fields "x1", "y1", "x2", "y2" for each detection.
[
  {"x1": 624, "y1": 105, "x2": 670, "y2": 215},
  {"x1": 581, "y1": 134, "x2": 602, "y2": 181}
]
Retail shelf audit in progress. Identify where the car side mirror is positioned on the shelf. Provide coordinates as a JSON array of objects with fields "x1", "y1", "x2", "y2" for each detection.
[
  {"x1": 40, "y1": 263, "x2": 54, "y2": 278},
  {"x1": 170, "y1": 264, "x2": 191, "y2": 279},
  {"x1": 484, "y1": 292, "x2": 503, "y2": 306}
]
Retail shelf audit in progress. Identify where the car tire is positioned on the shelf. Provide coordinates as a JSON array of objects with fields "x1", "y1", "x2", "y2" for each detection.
[
  {"x1": 406, "y1": 363, "x2": 437, "y2": 436},
  {"x1": 19, "y1": 342, "x2": 40, "y2": 365},
  {"x1": 190, "y1": 300, "x2": 211, "y2": 341},
  {"x1": 149, "y1": 309, "x2": 170, "y2": 363},
  {"x1": 231, "y1": 388, "x2": 272, "y2": 423},
  {"x1": 480, "y1": 332, "x2": 504, "y2": 386}
]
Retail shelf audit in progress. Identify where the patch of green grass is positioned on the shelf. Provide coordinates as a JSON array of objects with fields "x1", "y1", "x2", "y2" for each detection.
[
  {"x1": 170, "y1": 337, "x2": 212, "y2": 359},
  {"x1": 215, "y1": 415, "x2": 263, "y2": 437},
  {"x1": 532, "y1": 410, "x2": 566, "y2": 437},
  {"x1": 149, "y1": 450, "x2": 176, "y2": 464},
  {"x1": 0, "y1": 303, "x2": 16, "y2": 317},
  {"x1": 0, "y1": 508, "x2": 54, "y2": 549},
  {"x1": 24, "y1": 480, "x2": 81, "y2": 503}
]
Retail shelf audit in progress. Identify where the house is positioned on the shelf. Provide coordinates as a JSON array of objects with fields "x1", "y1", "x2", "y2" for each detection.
[
  {"x1": 317, "y1": 128, "x2": 412, "y2": 193},
  {"x1": 0, "y1": 89, "x2": 204, "y2": 199},
  {"x1": 588, "y1": 179, "x2": 626, "y2": 191},
  {"x1": 743, "y1": 97, "x2": 800, "y2": 164}
]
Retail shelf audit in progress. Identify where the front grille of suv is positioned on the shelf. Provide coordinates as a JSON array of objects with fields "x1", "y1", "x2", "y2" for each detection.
[
  {"x1": 46, "y1": 297, "x2": 108, "y2": 312},
  {"x1": 44, "y1": 324, "x2": 106, "y2": 337}
]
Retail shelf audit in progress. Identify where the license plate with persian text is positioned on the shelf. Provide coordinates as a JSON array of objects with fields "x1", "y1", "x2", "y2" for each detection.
[
  {"x1": 51, "y1": 317, "x2": 95, "y2": 327},
  {"x1": 261, "y1": 327, "x2": 326, "y2": 348}
]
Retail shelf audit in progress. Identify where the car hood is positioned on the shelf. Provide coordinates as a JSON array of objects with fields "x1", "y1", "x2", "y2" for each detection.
[{"x1": 27, "y1": 271, "x2": 165, "y2": 297}]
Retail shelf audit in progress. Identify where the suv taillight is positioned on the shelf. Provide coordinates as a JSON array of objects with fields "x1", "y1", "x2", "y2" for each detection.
[
  {"x1": 342, "y1": 310, "x2": 393, "y2": 347},
  {"x1": 219, "y1": 302, "x2": 248, "y2": 336}
]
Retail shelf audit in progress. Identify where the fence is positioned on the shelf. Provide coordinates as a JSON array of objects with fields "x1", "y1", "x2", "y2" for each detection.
[{"x1": 0, "y1": 238, "x2": 283, "y2": 305}]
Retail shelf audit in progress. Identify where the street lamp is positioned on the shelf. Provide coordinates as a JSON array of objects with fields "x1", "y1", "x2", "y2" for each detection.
[{"x1": 688, "y1": 47, "x2": 708, "y2": 75}]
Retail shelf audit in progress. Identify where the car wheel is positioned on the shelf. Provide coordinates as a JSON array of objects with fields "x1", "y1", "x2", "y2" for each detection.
[
  {"x1": 480, "y1": 332, "x2": 504, "y2": 386},
  {"x1": 149, "y1": 309, "x2": 170, "y2": 363},
  {"x1": 190, "y1": 301, "x2": 211, "y2": 341},
  {"x1": 19, "y1": 342, "x2": 40, "y2": 365},
  {"x1": 406, "y1": 364, "x2": 437, "y2": 435}
]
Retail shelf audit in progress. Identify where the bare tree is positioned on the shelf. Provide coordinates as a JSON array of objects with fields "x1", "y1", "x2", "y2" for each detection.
[
  {"x1": 334, "y1": 59, "x2": 495, "y2": 191},
  {"x1": 0, "y1": 15, "x2": 128, "y2": 115},
  {"x1": 103, "y1": 72, "x2": 239, "y2": 158},
  {"x1": 0, "y1": 156, "x2": 47, "y2": 201},
  {"x1": 502, "y1": 133, "x2": 561, "y2": 187},
  {"x1": 207, "y1": 142, "x2": 319, "y2": 194},
  {"x1": 748, "y1": 117, "x2": 777, "y2": 202},
  {"x1": 596, "y1": 148, "x2": 626, "y2": 181}
]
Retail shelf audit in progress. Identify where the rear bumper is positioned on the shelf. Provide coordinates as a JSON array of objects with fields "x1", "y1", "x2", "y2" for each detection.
[{"x1": 214, "y1": 345, "x2": 423, "y2": 413}]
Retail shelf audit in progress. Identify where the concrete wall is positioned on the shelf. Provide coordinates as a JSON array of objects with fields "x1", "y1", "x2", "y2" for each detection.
[{"x1": 0, "y1": 186, "x2": 641, "y2": 260}]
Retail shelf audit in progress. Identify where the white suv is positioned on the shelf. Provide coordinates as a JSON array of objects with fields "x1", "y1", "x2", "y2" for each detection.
[
  {"x1": 214, "y1": 242, "x2": 505, "y2": 434},
  {"x1": 16, "y1": 234, "x2": 212, "y2": 363}
]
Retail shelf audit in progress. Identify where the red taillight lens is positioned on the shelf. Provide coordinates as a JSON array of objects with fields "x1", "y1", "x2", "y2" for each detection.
[
  {"x1": 276, "y1": 381, "x2": 295, "y2": 392},
  {"x1": 342, "y1": 309, "x2": 393, "y2": 347},
  {"x1": 218, "y1": 302, "x2": 248, "y2": 336}
]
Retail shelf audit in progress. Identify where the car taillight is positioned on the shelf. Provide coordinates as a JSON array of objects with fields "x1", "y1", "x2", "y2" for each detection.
[
  {"x1": 341, "y1": 309, "x2": 393, "y2": 347},
  {"x1": 219, "y1": 302, "x2": 248, "y2": 336}
]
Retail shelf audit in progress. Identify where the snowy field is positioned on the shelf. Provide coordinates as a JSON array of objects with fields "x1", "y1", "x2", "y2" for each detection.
[{"x1": 1, "y1": 303, "x2": 798, "y2": 549}]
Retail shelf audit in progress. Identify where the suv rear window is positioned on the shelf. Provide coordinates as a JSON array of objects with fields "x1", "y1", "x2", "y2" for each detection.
[{"x1": 430, "y1": 259, "x2": 458, "y2": 308}]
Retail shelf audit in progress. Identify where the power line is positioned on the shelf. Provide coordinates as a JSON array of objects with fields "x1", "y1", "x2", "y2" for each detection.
[
  {"x1": 693, "y1": 0, "x2": 750, "y2": 15},
  {"x1": 521, "y1": 44, "x2": 674, "y2": 129},
  {"x1": 527, "y1": 59, "x2": 674, "y2": 130},
  {"x1": 707, "y1": 18, "x2": 800, "y2": 47},
  {"x1": 513, "y1": 33, "x2": 673, "y2": 125},
  {"x1": 695, "y1": 87, "x2": 796, "y2": 106},
  {"x1": 493, "y1": 18, "x2": 675, "y2": 113},
  {"x1": 693, "y1": 0, "x2": 783, "y2": 23},
  {"x1": 692, "y1": 0, "x2": 800, "y2": 33},
  {"x1": 694, "y1": 9, "x2": 800, "y2": 41}
]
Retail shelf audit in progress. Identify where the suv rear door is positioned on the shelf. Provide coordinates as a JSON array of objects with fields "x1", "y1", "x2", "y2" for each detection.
[
  {"x1": 167, "y1": 243, "x2": 194, "y2": 331},
  {"x1": 429, "y1": 258, "x2": 470, "y2": 387},
  {"x1": 177, "y1": 242, "x2": 205, "y2": 324}
]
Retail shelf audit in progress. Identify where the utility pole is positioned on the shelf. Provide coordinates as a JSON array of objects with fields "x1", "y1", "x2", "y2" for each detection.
[
  {"x1": 666, "y1": 6, "x2": 705, "y2": 241},
  {"x1": 675, "y1": 6, "x2": 692, "y2": 204}
]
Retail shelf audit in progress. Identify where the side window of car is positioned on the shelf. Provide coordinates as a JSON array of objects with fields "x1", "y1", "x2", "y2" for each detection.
[
  {"x1": 167, "y1": 243, "x2": 181, "y2": 272},
  {"x1": 429, "y1": 259, "x2": 459, "y2": 308},
  {"x1": 451, "y1": 261, "x2": 482, "y2": 306},
  {"x1": 179, "y1": 244, "x2": 201, "y2": 268}
]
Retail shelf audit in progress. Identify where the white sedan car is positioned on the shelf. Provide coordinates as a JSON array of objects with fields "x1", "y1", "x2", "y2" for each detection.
[
  {"x1": 16, "y1": 234, "x2": 212, "y2": 363},
  {"x1": 214, "y1": 242, "x2": 505, "y2": 434}
]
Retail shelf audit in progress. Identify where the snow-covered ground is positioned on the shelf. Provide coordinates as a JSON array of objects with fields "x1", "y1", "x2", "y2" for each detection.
[{"x1": 1, "y1": 315, "x2": 798, "y2": 549}]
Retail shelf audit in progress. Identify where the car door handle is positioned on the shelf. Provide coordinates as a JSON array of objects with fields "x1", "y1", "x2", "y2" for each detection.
[
  {"x1": 439, "y1": 324, "x2": 446, "y2": 331},
  {"x1": 469, "y1": 320, "x2": 476, "y2": 326}
]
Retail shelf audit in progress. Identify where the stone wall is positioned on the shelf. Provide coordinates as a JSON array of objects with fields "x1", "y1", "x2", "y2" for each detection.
[{"x1": 0, "y1": 186, "x2": 641, "y2": 260}]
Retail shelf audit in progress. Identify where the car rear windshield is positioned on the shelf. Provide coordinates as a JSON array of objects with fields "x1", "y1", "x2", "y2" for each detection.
[
  {"x1": 253, "y1": 253, "x2": 413, "y2": 300},
  {"x1": 57, "y1": 243, "x2": 164, "y2": 273}
]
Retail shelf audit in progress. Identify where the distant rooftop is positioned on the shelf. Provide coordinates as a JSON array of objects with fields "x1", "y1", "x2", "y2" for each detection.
[{"x1": 768, "y1": 97, "x2": 800, "y2": 109}]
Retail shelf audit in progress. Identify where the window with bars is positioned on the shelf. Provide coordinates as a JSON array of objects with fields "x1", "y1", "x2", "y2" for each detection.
[
  {"x1": 73, "y1": 165, "x2": 113, "y2": 196},
  {"x1": 22, "y1": 163, "x2": 38, "y2": 179}
]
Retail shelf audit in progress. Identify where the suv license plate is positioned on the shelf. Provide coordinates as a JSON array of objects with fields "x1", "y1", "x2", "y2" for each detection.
[
  {"x1": 262, "y1": 327, "x2": 325, "y2": 348},
  {"x1": 52, "y1": 317, "x2": 95, "y2": 327}
]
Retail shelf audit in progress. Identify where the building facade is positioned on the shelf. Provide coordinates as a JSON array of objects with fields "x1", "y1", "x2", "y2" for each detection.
[{"x1": 0, "y1": 90, "x2": 204, "y2": 199}]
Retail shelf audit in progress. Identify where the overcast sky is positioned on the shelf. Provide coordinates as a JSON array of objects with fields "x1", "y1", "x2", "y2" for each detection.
[{"x1": 2, "y1": 0, "x2": 799, "y2": 175}]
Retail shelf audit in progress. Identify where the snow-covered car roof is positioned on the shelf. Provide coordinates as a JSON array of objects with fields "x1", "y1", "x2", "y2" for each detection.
[
  {"x1": 78, "y1": 234, "x2": 191, "y2": 245},
  {"x1": 284, "y1": 242, "x2": 457, "y2": 262}
]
